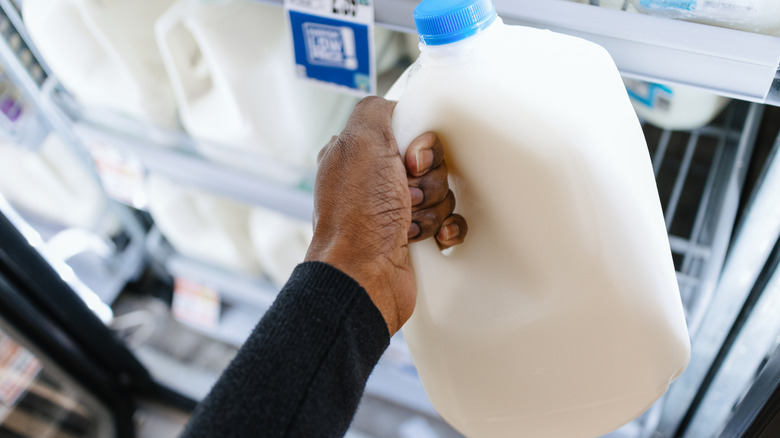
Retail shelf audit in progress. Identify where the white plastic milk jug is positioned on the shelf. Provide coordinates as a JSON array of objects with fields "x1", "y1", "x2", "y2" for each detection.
[
  {"x1": 629, "y1": 0, "x2": 780, "y2": 36},
  {"x1": 155, "y1": 0, "x2": 358, "y2": 173},
  {"x1": 23, "y1": 0, "x2": 178, "y2": 126},
  {"x1": 624, "y1": 78, "x2": 730, "y2": 130},
  {"x1": 385, "y1": 1, "x2": 691, "y2": 436},
  {"x1": 0, "y1": 134, "x2": 107, "y2": 229},
  {"x1": 249, "y1": 207, "x2": 313, "y2": 289},
  {"x1": 146, "y1": 175, "x2": 261, "y2": 275}
]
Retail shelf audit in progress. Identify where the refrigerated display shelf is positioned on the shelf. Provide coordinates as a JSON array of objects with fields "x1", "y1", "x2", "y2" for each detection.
[
  {"x1": 0, "y1": 73, "x2": 47, "y2": 150},
  {"x1": 659, "y1": 126, "x2": 780, "y2": 437},
  {"x1": 0, "y1": 0, "x2": 775, "y2": 222},
  {"x1": 256, "y1": 0, "x2": 780, "y2": 105},
  {"x1": 121, "y1": 103, "x2": 759, "y2": 437},
  {"x1": 648, "y1": 102, "x2": 762, "y2": 337},
  {"x1": 0, "y1": 0, "x2": 773, "y2": 436},
  {"x1": 0, "y1": 197, "x2": 115, "y2": 322},
  {"x1": 139, "y1": 226, "x2": 437, "y2": 418},
  {"x1": 719, "y1": 342, "x2": 780, "y2": 438},
  {"x1": 0, "y1": 0, "x2": 147, "y2": 310},
  {"x1": 51, "y1": 84, "x2": 760, "y2": 342},
  {"x1": 68, "y1": 115, "x2": 315, "y2": 223},
  {"x1": 145, "y1": 226, "x2": 279, "y2": 316},
  {"x1": 650, "y1": 101, "x2": 763, "y2": 435}
]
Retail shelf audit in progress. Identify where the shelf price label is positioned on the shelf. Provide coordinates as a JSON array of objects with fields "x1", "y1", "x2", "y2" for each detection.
[
  {"x1": 285, "y1": 0, "x2": 376, "y2": 95},
  {"x1": 172, "y1": 278, "x2": 221, "y2": 331},
  {"x1": 84, "y1": 139, "x2": 147, "y2": 210},
  {"x1": 0, "y1": 329, "x2": 42, "y2": 423}
]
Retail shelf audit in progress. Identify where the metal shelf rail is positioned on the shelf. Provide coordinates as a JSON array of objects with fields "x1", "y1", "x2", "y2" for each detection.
[
  {"x1": 258, "y1": 0, "x2": 780, "y2": 105},
  {"x1": 63, "y1": 103, "x2": 316, "y2": 223}
]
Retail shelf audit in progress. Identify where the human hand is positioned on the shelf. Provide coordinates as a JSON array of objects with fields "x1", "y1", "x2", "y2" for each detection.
[{"x1": 305, "y1": 96, "x2": 467, "y2": 335}]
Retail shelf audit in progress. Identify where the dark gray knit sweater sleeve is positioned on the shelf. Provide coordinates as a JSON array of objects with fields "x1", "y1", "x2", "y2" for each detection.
[{"x1": 180, "y1": 261, "x2": 391, "y2": 437}]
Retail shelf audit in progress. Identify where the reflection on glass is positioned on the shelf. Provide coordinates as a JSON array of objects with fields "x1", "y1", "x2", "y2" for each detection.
[{"x1": 0, "y1": 321, "x2": 114, "y2": 438}]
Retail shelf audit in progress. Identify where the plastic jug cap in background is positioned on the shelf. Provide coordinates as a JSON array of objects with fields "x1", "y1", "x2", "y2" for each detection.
[{"x1": 414, "y1": 0, "x2": 497, "y2": 46}]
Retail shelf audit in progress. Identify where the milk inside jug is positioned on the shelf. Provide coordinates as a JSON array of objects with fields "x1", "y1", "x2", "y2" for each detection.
[
  {"x1": 23, "y1": 0, "x2": 178, "y2": 126},
  {"x1": 629, "y1": 0, "x2": 780, "y2": 36},
  {"x1": 385, "y1": 1, "x2": 691, "y2": 436},
  {"x1": 155, "y1": 0, "x2": 358, "y2": 174}
]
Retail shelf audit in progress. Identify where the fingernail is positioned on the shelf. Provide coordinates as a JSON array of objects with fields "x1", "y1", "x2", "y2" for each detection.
[
  {"x1": 408, "y1": 222, "x2": 421, "y2": 240},
  {"x1": 438, "y1": 222, "x2": 459, "y2": 241},
  {"x1": 415, "y1": 148, "x2": 434, "y2": 175},
  {"x1": 410, "y1": 187, "x2": 424, "y2": 206}
]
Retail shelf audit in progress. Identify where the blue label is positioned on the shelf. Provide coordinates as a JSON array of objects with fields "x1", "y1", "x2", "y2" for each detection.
[
  {"x1": 289, "y1": 10, "x2": 372, "y2": 93},
  {"x1": 626, "y1": 81, "x2": 674, "y2": 109},
  {"x1": 640, "y1": 0, "x2": 697, "y2": 10}
]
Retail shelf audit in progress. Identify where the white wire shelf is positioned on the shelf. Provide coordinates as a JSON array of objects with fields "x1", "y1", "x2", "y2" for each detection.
[
  {"x1": 651, "y1": 102, "x2": 763, "y2": 335},
  {"x1": 658, "y1": 118, "x2": 780, "y2": 438},
  {"x1": 654, "y1": 101, "x2": 764, "y2": 436}
]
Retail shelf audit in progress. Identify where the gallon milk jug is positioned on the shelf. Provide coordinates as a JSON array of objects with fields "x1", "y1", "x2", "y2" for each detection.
[
  {"x1": 23, "y1": 0, "x2": 178, "y2": 126},
  {"x1": 0, "y1": 134, "x2": 108, "y2": 230},
  {"x1": 146, "y1": 175, "x2": 261, "y2": 275},
  {"x1": 385, "y1": 1, "x2": 691, "y2": 437},
  {"x1": 376, "y1": 27, "x2": 408, "y2": 75},
  {"x1": 624, "y1": 78, "x2": 730, "y2": 130},
  {"x1": 155, "y1": 0, "x2": 358, "y2": 173},
  {"x1": 629, "y1": 0, "x2": 780, "y2": 36},
  {"x1": 249, "y1": 207, "x2": 313, "y2": 288}
]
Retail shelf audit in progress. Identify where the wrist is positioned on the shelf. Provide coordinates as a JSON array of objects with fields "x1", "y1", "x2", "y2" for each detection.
[{"x1": 305, "y1": 240, "x2": 407, "y2": 335}]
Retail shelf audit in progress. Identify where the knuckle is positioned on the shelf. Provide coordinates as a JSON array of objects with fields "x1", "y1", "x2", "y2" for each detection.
[
  {"x1": 445, "y1": 190, "x2": 456, "y2": 211},
  {"x1": 415, "y1": 169, "x2": 450, "y2": 208},
  {"x1": 356, "y1": 95, "x2": 385, "y2": 111},
  {"x1": 317, "y1": 145, "x2": 329, "y2": 162}
]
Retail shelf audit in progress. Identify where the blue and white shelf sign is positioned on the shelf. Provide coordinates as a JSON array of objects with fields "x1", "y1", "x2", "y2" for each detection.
[{"x1": 285, "y1": 0, "x2": 375, "y2": 95}]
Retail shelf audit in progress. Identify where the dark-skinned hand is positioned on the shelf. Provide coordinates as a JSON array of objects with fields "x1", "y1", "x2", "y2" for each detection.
[{"x1": 305, "y1": 96, "x2": 467, "y2": 336}]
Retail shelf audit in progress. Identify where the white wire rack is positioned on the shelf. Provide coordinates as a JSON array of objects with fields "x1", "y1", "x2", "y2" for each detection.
[
  {"x1": 647, "y1": 102, "x2": 762, "y2": 336},
  {"x1": 645, "y1": 101, "x2": 763, "y2": 437}
]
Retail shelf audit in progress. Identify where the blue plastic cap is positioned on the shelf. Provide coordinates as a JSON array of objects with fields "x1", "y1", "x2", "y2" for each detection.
[{"x1": 414, "y1": 0, "x2": 497, "y2": 46}]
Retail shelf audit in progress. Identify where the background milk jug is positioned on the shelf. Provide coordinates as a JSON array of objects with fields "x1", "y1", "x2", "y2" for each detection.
[
  {"x1": 385, "y1": 1, "x2": 691, "y2": 436},
  {"x1": 155, "y1": 0, "x2": 358, "y2": 172},
  {"x1": 23, "y1": 0, "x2": 178, "y2": 126},
  {"x1": 623, "y1": 78, "x2": 730, "y2": 130},
  {"x1": 249, "y1": 208, "x2": 313, "y2": 289},
  {"x1": 0, "y1": 134, "x2": 108, "y2": 230},
  {"x1": 629, "y1": 0, "x2": 780, "y2": 36},
  {"x1": 146, "y1": 175, "x2": 261, "y2": 275}
]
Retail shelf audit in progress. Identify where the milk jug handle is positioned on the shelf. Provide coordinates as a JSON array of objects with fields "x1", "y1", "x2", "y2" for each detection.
[
  {"x1": 384, "y1": 65, "x2": 415, "y2": 157},
  {"x1": 155, "y1": 3, "x2": 215, "y2": 109}
]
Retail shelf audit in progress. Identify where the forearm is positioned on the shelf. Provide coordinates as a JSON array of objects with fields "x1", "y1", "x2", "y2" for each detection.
[{"x1": 180, "y1": 261, "x2": 390, "y2": 437}]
